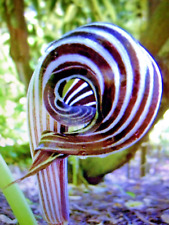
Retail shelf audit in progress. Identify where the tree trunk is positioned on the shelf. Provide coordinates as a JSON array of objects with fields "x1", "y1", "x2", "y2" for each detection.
[
  {"x1": 141, "y1": 0, "x2": 169, "y2": 120},
  {"x1": 140, "y1": 0, "x2": 169, "y2": 56},
  {"x1": 3, "y1": 0, "x2": 33, "y2": 89}
]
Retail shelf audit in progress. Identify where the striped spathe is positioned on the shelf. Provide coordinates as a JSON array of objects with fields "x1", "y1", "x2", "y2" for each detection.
[{"x1": 27, "y1": 22, "x2": 162, "y2": 224}]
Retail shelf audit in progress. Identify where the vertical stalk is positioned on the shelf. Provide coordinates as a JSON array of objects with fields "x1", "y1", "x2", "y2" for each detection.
[
  {"x1": 72, "y1": 156, "x2": 79, "y2": 186},
  {"x1": 87, "y1": 0, "x2": 105, "y2": 21},
  {"x1": 102, "y1": 0, "x2": 116, "y2": 22},
  {"x1": 140, "y1": 144, "x2": 147, "y2": 177},
  {"x1": 36, "y1": 158, "x2": 69, "y2": 225},
  {"x1": 0, "y1": 154, "x2": 37, "y2": 225}
]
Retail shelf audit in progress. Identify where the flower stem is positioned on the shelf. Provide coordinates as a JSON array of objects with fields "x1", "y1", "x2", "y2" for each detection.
[{"x1": 0, "y1": 154, "x2": 37, "y2": 225}]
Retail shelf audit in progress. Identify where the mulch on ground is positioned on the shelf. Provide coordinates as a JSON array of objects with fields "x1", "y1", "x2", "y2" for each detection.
[{"x1": 0, "y1": 157, "x2": 169, "y2": 224}]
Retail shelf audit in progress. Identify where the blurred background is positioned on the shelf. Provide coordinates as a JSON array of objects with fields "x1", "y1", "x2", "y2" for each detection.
[{"x1": 0, "y1": 0, "x2": 169, "y2": 184}]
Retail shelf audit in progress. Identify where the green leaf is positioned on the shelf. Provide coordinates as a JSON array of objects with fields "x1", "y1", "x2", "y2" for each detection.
[
  {"x1": 44, "y1": 35, "x2": 55, "y2": 43},
  {"x1": 32, "y1": 0, "x2": 39, "y2": 12},
  {"x1": 126, "y1": 191, "x2": 136, "y2": 198},
  {"x1": 48, "y1": 0, "x2": 58, "y2": 11},
  {"x1": 64, "y1": 4, "x2": 78, "y2": 23},
  {"x1": 125, "y1": 200, "x2": 144, "y2": 209}
]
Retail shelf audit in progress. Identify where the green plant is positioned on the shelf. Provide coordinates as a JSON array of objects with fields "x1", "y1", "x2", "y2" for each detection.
[{"x1": 0, "y1": 154, "x2": 37, "y2": 225}]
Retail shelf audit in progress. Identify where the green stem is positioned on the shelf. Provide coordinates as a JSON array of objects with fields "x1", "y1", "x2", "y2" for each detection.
[
  {"x1": 102, "y1": 0, "x2": 116, "y2": 22},
  {"x1": 89, "y1": 0, "x2": 104, "y2": 21},
  {"x1": 72, "y1": 156, "x2": 79, "y2": 186},
  {"x1": 0, "y1": 154, "x2": 37, "y2": 225}
]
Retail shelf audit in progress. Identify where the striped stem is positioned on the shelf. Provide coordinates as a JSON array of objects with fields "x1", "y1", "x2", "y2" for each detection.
[{"x1": 37, "y1": 158, "x2": 69, "y2": 225}]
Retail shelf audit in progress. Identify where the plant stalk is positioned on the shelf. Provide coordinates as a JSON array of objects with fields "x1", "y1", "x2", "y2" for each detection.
[{"x1": 0, "y1": 154, "x2": 37, "y2": 225}]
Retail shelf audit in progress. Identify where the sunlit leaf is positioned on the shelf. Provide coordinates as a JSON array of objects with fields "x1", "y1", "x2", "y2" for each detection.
[
  {"x1": 32, "y1": 0, "x2": 39, "y2": 12},
  {"x1": 47, "y1": 0, "x2": 58, "y2": 11},
  {"x1": 126, "y1": 191, "x2": 136, "y2": 198},
  {"x1": 125, "y1": 200, "x2": 144, "y2": 209}
]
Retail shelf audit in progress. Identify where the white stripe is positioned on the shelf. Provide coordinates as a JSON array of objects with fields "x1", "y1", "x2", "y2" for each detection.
[
  {"x1": 48, "y1": 163, "x2": 62, "y2": 223},
  {"x1": 100, "y1": 50, "x2": 146, "y2": 135},
  {"x1": 49, "y1": 116, "x2": 55, "y2": 131},
  {"x1": 65, "y1": 81, "x2": 88, "y2": 104},
  {"x1": 27, "y1": 76, "x2": 37, "y2": 155},
  {"x1": 64, "y1": 78, "x2": 80, "y2": 100},
  {"x1": 34, "y1": 67, "x2": 42, "y2": 143},
  {"x1": 69, "y1": 90, "x2": 93, "y2": 106},
  {"x1": 38, "y1": 171, "x2": 53, "y2": 222},
  {"x1": 83, "y1": 101, "x2": 96, "y2": 107},
  {"x1": 43, "y1": 169, "x2": 56, "y2": 222},
  {"x1": 110, "y1": 55, "x2": 154, "y2": 147}
]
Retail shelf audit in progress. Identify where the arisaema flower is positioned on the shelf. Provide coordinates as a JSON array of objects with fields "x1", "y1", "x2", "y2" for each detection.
[{"x1": 26, "y1": 22, "x2": 162, "y2": 224}]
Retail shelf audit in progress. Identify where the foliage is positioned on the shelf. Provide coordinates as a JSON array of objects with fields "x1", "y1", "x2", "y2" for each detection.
[
  {"x1": 150, "y1": 109, "x2": 169, "y2": 153},
  {"x1": 0, "y1": 33, "x2": 29, "y2": 161},
  {"x1": 0, "y1": 144, "x2": 31, "y2": 165}
]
